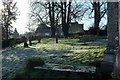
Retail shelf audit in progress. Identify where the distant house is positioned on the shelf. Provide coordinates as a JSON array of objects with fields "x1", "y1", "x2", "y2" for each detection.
[
  {"x1": 35, "y1": 22, "x2": 84, "y2": 37},
  {"x1": 69, "y1": 22, "x2": 84, "y2": 34},
  {"x1": 35, "y1": 24, "x2": 51, "y2": 37}
]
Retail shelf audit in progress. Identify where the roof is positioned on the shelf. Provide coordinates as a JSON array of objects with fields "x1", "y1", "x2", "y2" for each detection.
[{"x1": 38, "y1": 23, "x2": 50, "y2": 29}]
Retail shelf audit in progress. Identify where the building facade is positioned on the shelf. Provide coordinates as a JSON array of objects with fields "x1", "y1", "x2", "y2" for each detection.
[{"x1": 35, "y1": 22, "x2": 84, "y2": 37}]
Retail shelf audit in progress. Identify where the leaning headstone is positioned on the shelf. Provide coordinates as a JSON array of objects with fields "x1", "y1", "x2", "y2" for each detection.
[
  {"x1": 24, "y1": 41, "x2": 28, "y2": 47},
  {"x1": 23, "y1": 37, "x2": 28, "y2": 48}
]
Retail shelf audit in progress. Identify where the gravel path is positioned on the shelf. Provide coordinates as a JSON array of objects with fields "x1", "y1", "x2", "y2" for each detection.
[{"x1": 2, "y1": 47, "x2": 40, "y2": 79}]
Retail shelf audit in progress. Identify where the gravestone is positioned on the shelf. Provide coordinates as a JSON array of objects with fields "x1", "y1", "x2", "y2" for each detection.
[
  {"x1": 107, "y1": 2, "x2": 119, "y2": 56},
  {"x1": 114, "y1": 1, "x2": 120, "y2": 78},
  {"x1": 23, "y1": 37, "x2": 28, "y2": 48},
  {"x1": 102, "y1": 2, "x2": 119, "y2": 78},
  {"x1": 104, "y1": 1, "x2": 120, "y2": 79}
]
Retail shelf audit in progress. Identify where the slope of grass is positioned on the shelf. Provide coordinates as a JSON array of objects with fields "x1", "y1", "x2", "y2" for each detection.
[
  {"x1": 17, "y1": 37, "x2": 106, "y2": 66},
  {"x1": 14, "y1": 37, "x2": 107, "y2": 79}
]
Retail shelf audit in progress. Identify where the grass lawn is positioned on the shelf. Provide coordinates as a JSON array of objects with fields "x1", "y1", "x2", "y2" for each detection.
[
  {"x1": 14, "y1": 36, "x2": 107, "y2": 79},
  {"x1": 17, "y1": 37, "x2": 107, "y2": 66}
]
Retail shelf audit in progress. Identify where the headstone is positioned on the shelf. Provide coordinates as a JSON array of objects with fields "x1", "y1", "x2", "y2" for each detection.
[
  {"x1": 114, "y1": 1, "x2": 120, "y2": 78},
  {"x1": 23, "y1": 37, "x2": 28, "y2": 48},
  {"x1": 104, "y1": 2, "x2": 119, "y2": 64},
  {"x1": 102, "y1": 2, "x2": 119, "y2": 78},
  {"x1": 24, "y1": 41, "x2": 28, "y2": 47},
  {"x1": 107, "y1": 2, "x2": 119, "y2": 54}
]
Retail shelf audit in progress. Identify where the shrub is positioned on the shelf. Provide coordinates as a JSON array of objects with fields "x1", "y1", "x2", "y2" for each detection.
[
  {"x1": 88, "y1": 27, "x2": 97, "y2": 35},
  {"x1": 13, "y1": 68, "x2": 29, "y2": 80},
  {"x1": 25, "y1": 57, "x2": 45, "y2": 70},
  {"x1": 14, "y1": 57, "x2": 45, "y2": 80},
  {"x1": 2, "y1": 38, "x2": 15, "y2": 48}
]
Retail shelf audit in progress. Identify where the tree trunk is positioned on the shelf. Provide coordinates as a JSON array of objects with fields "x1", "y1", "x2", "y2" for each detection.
[
  {"x1": 48, "y1": 2, "x2": 55, "y2": 37},
  {"x1": 61, "y1": 2, "x2": 67, "y2": 37},
  {"x1": 29, "y1": 40, "x2": 32, "y2": 46},
  {"x1": 51, "y1": 2, "x2": 55, "y2": 37},
  {"x1": 61, "y1": 2, "x2": 71, "y2": 37},
  {"x1": 5, "y1": 24, "x2": 9, "y2": 40},
  {"x1": 93, "y1": 2, "x2": 102, "y2": 35},
  {"x1": 66, "y1": 2, "x2": 71, "y2": 37},
  {"x1": 61, "y1": 2, "x2": 64, "y2": 36}
]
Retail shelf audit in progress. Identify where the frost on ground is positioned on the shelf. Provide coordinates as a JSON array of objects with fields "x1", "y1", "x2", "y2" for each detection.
[
  {"x1": 2, "y1": 47, "x2": 97, "y2": 78},
  {"x1": 2, "y1": 38, "x2": 106, "y2": 78},
  {"x1": 2, "y1": 47, "x2": 39, "y2": 78}
]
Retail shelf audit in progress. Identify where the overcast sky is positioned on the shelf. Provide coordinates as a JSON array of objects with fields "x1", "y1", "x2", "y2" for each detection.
[{"x1": 0, "y1": 0, "x2": 107, "y2": 34}]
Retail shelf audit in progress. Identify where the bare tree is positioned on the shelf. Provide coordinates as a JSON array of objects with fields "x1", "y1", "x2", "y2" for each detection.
[
  {"x1": 90, "y1": 0, "x2": 107, "y2": 35},
  {"x1": 29, "y1": 0, "x2": 49, "y2": 42},
  {"x1": 30, "y1": 0, "x2": 88, "y2": 37},
  {"x1": 48, "y1": 2, "x2": 55, "y2": 37},
  {"x1": 26, "y1": 21, "x2": 34, "y2": 46},
  {"x1": 60, "y1": 1, "x2": 72, "y2": 37},
  {"x1": 1, "y1": 0, "x2": 19, "y2": 40}
]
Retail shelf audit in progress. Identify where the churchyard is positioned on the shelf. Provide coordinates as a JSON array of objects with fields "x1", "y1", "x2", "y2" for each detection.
[
  {"x1": 1, "y1": 0, "x2": 120, "y2": 80},
  {"x1": 2, "y1": 36, "x2": 107, "y2": 79}
]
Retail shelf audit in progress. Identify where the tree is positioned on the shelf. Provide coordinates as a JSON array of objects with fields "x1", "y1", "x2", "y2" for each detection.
[
  {"x1": 61, "y1": 1, "x2": 71, "y2": 37},
  {"x1": 26, "y1": 19, "x2": 36, "y2": 46},
  {"x1": 30, "y1": 0, "x2": 87, "y2": 37},
  {"x1": 1, "y1": 0, "x2": 19, "y2": 40},
  {"x1": 26, "y1": 23, "x2": 32, "y2": 46},
  {"x1": 48, "y1": 2, "x2": 55, "y2": 37},
  {"x1": 29, "y1": 0, "x2": 49, "y2": 42},
  {"x1": 60, "y1": 0, "x2": 88, "y2": 37},
  {"x1": 90, "y1": 0, "x2": 107, "y2": 35},
  {"x1": 30, "y1": 0, "x2": 57, "y2": 37}
]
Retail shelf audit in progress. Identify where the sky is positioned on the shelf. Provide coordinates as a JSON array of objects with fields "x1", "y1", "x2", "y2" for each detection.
[
  {"x1": 0, "y1": 0, "x2": 30, "y2": 34},
  {"x1": 12, "y1": 0, "x2": 30, "y2": 34},
  {"x1": 0, "y1": 0, "x2": 107, "y2": 34}
]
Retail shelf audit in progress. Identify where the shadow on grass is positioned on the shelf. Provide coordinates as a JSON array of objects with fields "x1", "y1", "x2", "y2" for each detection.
[{"x1": 2, "y1": 43, "x2": 105, "y2": 79}]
